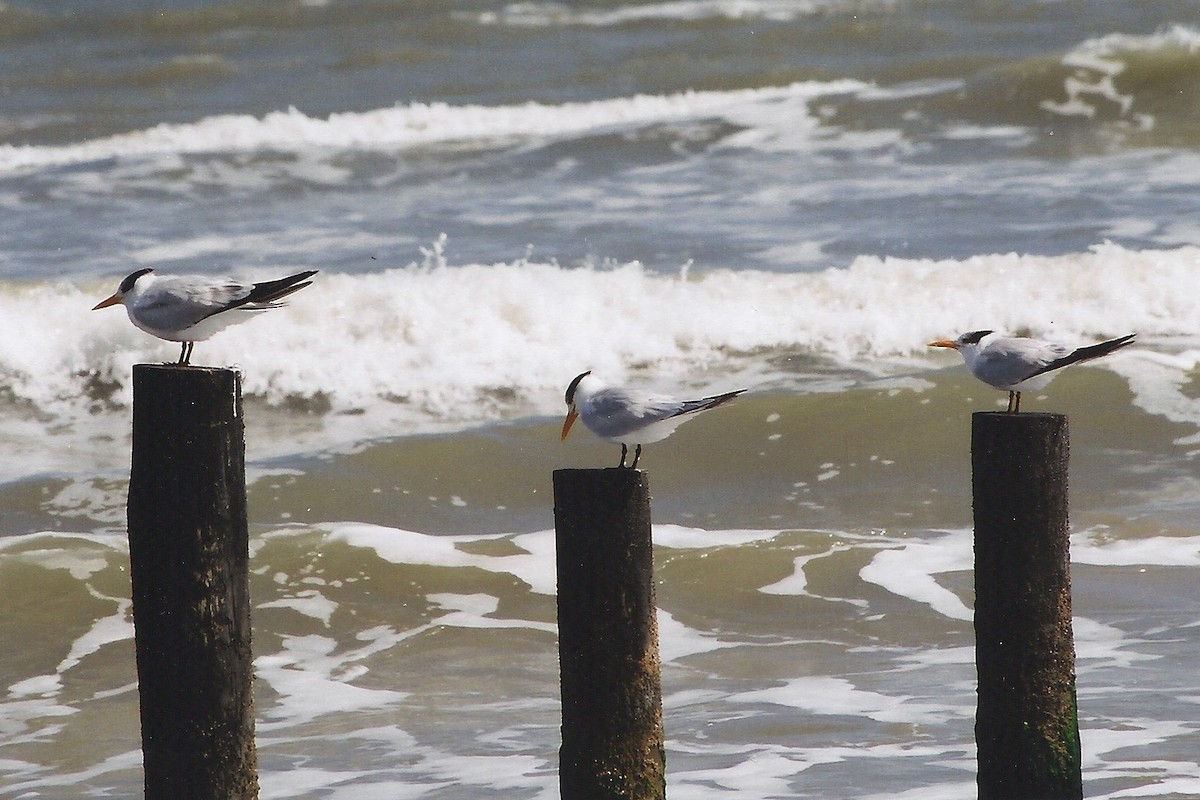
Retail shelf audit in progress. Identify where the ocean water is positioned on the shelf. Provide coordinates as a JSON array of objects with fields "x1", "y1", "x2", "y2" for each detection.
[{"x1": 3, "y1": 1, "x2": 1200, "y2": 797}]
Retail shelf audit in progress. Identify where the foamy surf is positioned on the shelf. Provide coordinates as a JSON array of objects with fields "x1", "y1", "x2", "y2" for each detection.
[
  {"x1": 468, "y1": 0, "x2": 896, "y2": 27},
  {"x1": 1041, "y1": 25, "x2": 1200, "y2": 121},
  {"x1": 3, "y1": 241, "x2": 1194, "y2": 438},
  {"x1": 0, "y1": 240, "x2": 1194, "y2": 484},
  {"x1": 4, "y1": 522, "x2": 1199, "y2": 798},
  {"x1": 0, "y1": 81, "x2": 867, "y2": 175}
]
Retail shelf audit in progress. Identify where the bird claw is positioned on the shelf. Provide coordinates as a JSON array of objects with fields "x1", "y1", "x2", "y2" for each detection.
[
  {"x1": 174, "y1": 341, "x2": 195, "y2": 366},
  {"x1": 615, "y1": 443, "x2": 642, "y2": 469}
]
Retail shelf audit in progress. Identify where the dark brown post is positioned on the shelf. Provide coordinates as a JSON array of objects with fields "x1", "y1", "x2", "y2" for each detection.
[
  {"x1": 552, "y1": 468, "x2": 665, "y2": 800},
  {"x1": 127, "y1": 364, "x2": 258, "y2": 800},
  {"x1": 972, "y1": 412, "x2": 1081, "y2": 800}
]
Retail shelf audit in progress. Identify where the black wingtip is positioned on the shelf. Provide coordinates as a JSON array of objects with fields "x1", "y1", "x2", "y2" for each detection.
[
  {"x1": 1025, "y1": 332, "x2": 1137, "y2": 380},
  {"x1": 1074, "y1": 332, "x2": 1137, "y2": 362},
  {"x1": 693, "y1": 387, "x2": 748, "y2": 413},
  {"x1": 245, "y1": 270, "x2": 319, "y2": 304}
]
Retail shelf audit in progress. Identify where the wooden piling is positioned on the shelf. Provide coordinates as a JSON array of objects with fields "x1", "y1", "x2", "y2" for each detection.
[
  {"x1": 552, "y1": 468, "x2": 665, "y2": 800},
  {"x1": 127, "y1": 364, "x2": 258, "y2": 800},
  {"x1": 971, "y1": 412, "x2": 1081, "y2": 800}
]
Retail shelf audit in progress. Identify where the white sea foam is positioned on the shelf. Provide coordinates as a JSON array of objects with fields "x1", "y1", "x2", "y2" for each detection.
[
  {"x1": 0, "y1": 531, "x2": 125, "y2": 576},
  {"x1": 654, "y1": 524, "x2": 781, "y2": 549},
  {"x1": 759, "y1": 540, "x2": 872, "y2": 608},
  {"x1": 1041, "y1": 25, "x2": 1200, "y2": 122},
  {"x1": 671, "y1": 742, "x2": 976, "y2": 800},
  {"x1": 327, "y1": 524, "x2": 558, "y2": 595},
  {"x1": 5, "y1": 241, "x2": 1200, "y2": 469},
  {"x1": 425, "y1": 592, "x2": 556, "y2": 633},
  {"x1": 658, "y1": 609, "x2": 740, "y2": 663},
  {"x1": 671, "y1": 746, "x2": 834, "y2": 797},
  {"x1": 2, "y1": 520, "x2": 1197, "y2": 798},
  {"x1": 0, "y1": 81, "x2": 865, "y2": 174},
  {"x1": 0, "y1": 749, "x2": 143, "y2": 798},
  {"x1": 851, "y1": 528, "x2": 1200, "y2": 625},
  {"x1": 255, "y1": 632, "x2": 412, "y2": 729},
  {"x1": 324, "y1": 523, "x2": 782, "y2": 605},
  {"x1": 733, "y1": 675, "x2": 972, "y2": 725},
  {"x1": 1074, "y1": 617, "x2": 1159, "y2": 672},
  {"x1": 259, "y1": 589, "x2": 340, "y2": 627},
  {"x1": 472, "y1": 0, "x2": 897, "y2": 27},
  {"x1": 859, "y1": 534, "x2": 973, "y2": 621},
  {"x1": 1073, "y1": 529, "x2": 1200, "y2": 566},
  {"x1": 52, "y1": 590, "x2": 132, "y2": 679}
]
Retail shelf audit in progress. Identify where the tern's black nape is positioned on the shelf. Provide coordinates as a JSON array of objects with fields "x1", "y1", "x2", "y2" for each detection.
[
  {"x1": 564, "y1": 370, "x2": 592, "y2": 405},
  {"x1": 120, "y1": 268, "x2": 154, "y2": 294}
]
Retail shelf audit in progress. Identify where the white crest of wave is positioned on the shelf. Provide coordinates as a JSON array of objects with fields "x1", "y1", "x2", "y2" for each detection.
[
  {"x1": 1041, "y1": 24, "x2": 1200, "y2": 120},
  {"x1": 5, "y1": 241, "x2": 1199, "y2": 435},
  {"x1": 472, "y1": 0, "x2": 894, "y2": 27},
  {"x1": 1067, "y1": 23, "x2": 1200, "y2": 62},
  {"x1": 0, "y1": 81, "x2": 866, "y2": 174}
]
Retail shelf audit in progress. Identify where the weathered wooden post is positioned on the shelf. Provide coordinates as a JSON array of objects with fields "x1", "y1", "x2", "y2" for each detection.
[
  {"x1": 972, "y1": 412, "x2": 1081, "y2": 800},
  {"x1": 552, "y1": 468, "x2": 666, "y2": 800},
  {"x1": 127, "y1": 364, "x2": 258, "y2": 800}
]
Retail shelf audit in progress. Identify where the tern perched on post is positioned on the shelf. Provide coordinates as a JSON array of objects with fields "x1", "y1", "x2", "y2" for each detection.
[
  {"x1": 928, "y1": 330, "x2": 1136, "y2": 412},
  {"x1": 560, "y1": 371, "x2": 746, "y2": 468},
  {"x1": 93, "y1": 268, "x2": 317, "y2": 366}
]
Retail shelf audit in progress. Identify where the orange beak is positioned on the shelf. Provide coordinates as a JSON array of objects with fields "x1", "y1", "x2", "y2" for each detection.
[
  {"x1": 560, "y1": 408, "x2": 579, "y2": 441},
  {"x1": 927, "y1": 339, "x2": 959, "y2": 350},
  {"x1": 92, "y1": 294, "x2": 122, "y2": 310}
]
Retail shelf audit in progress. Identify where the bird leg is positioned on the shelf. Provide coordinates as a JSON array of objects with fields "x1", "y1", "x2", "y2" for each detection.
[
  {"x1": 1013, "y1": 391, "x2": 1022, "y2": 413},
  {"x1": 630, "y1": 444, "x2": 642, "y2": 469},
  {"x1": 1006, "y1": 390, "x2": 1017, "y2": 413},
  {"x1": 617, "y1": 443, "x2": 629, "y2": 468},
  {"x1": 176, "y1": 341, "x2": 194, "y2": 366}
]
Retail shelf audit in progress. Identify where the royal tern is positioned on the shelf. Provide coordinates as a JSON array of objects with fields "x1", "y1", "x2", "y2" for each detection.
[
  {"x1": 561, "y1": 371, "x2": 746, "y2": 468},
  {"x1": 928, "y1": 330, "x2": 1136, "y2": 412},
  {"x1": 93, "y1": 268, "x2": 317, "y2": 365}
]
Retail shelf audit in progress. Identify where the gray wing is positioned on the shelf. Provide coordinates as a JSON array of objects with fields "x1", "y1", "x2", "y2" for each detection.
[
  {"x1": 132, "y1": 277, "x2": 254, "y2": 331},
  {"x1": 976, "y1": 338, "x2": 1069, "y2": 387},
  {"x1": 584, "y1": 387, "x2": 685, "y2": 439}
]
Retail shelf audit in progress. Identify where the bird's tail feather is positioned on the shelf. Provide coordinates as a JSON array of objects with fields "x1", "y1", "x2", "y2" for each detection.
[
  {"x1": 1027, "y1": 333, "x2": 1136, "y2": 380},
  {"x1": 678, "y1": 388, "x2": 747, "y2": 416},
  {"x1": 243, "y1": 270, "x2": 319, "y2": 306}
]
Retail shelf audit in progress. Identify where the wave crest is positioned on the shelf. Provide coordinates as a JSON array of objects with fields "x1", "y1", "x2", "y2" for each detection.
[{"x1": 2, "y1": 241, "x2": 1195, "y2": 432}]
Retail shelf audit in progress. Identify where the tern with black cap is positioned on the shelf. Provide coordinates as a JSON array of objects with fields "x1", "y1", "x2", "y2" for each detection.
[
  {"x1": 928, "y1": 330, "x2": 1136, "y2": 412},
  {"x1": 93, "y1": 268, "x2": 317, "y2": 365},
  {"x1": 561, "y1": 371, "x2": 746, "y2": 468}
]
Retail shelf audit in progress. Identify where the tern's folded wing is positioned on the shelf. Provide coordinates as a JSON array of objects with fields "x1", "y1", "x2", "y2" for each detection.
[
  {"x1": 976, "y1": 339, "x2": 1069, "y2": 387},
  {"x1": 132, "y1": 279, "x2": 253, "y2": 331},
  {"x1": 584, "y1": 389, "x2": 684, "y2": 439}
]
